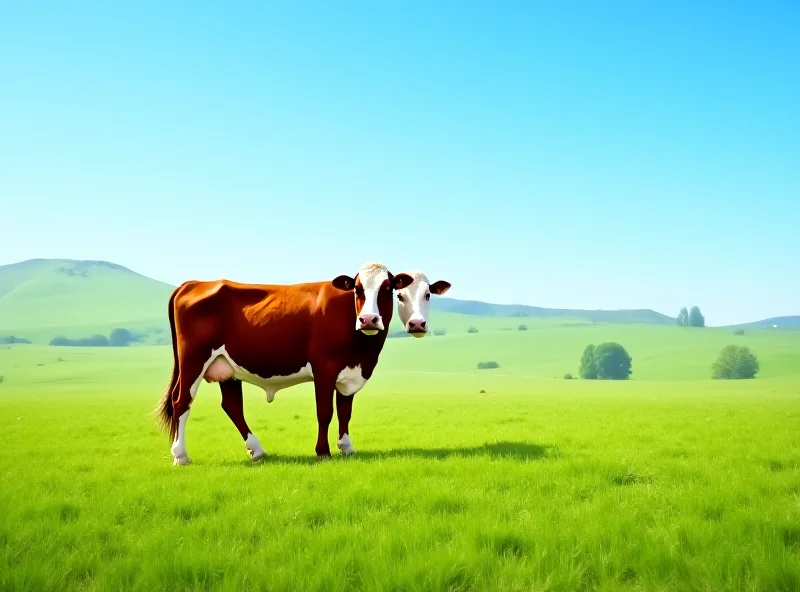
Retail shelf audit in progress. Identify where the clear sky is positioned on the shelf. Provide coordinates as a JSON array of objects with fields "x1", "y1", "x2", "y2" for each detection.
[{"x1": 1, "y1": 1, "x2": 797, "y2": 326}]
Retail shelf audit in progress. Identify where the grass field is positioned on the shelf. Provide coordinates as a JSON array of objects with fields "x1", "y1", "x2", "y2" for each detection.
[{"x1": 2, "y1": 324, "x2": 800, "y2": 591}]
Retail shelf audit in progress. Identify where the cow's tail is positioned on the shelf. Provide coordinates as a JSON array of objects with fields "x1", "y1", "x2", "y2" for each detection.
[{"x1": 155, "y1": 287, "x2": 180, "y2": 441}]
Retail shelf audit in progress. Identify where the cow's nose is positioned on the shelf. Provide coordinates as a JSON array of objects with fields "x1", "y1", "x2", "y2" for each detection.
[
  {"x1": 359, "y1": 315, "x2": 379, "y2": 326},
  {"x1": 408, "y1": 320, "x2": 427, "y2": 330}
]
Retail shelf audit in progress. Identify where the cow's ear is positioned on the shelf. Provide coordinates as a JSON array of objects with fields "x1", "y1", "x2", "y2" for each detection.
[
  {"x1": 429, "y1": 280, "x2": 451, "y2": 295},
  {"x1": 392, "y1": 273, "x2": 414, "y2": 291},
  {"x1": 332, "y1": 275, "x2": 355, "y2": 291}
]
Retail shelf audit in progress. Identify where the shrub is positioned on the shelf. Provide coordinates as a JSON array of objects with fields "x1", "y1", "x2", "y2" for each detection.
[
  {"x1": 477, "y1": 361, "x2": 500, "y2": 370},
  {"x1": 563, "y1": 373, "x2": 574, "y2": 380},
  {"x1": 579, "y1": 342, "x2": 632, "y2": 380},
  {"x1": 49, "y1": 335, "x2": 109, "y2": 347},
  {"x1": 733, "y1": 329, "x2": 745, "y2": 336},
  {"x1": 432, "y1": 328, "x2": 446, "y2": 336},
  {"x1": 712, "y1": 345, "x2": 759, "y2": 379},
  {"x1": 0, "y1": 375, "x2": 4, "y2": 384},
  {"x1": 518, "y1": 324, "x2": 528, "y2": 331},
  {"x1": 467, "y1": 326, "x2": 479, "y2": 334},
  {"x1": 109, "y1": 328, "x2": 134, "y2": 347}
]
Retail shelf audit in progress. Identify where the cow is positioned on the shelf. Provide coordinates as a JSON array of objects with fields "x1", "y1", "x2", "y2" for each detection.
[
  {"x1": 394, "y1": 271, "x2": 451, "y2": 337},
  {"x1": 155, "y1": 261, "x2": 414, "y2": 465}
]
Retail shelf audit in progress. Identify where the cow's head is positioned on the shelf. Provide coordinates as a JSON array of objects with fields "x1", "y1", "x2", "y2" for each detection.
[
  {"x1": 332, "y1": 262, "x2": 414, "y2": 335},
  {"x1": 395, "y1": 271, "x2": 451, "y2": 337}
]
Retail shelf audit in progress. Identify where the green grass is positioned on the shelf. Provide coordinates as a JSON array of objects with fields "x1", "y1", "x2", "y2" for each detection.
[{"x1": 1, "y1": 325, "x2": 800, "y2": 591}]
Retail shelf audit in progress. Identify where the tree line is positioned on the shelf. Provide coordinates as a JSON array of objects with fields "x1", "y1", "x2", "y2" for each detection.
[{"x1": 676, "y1": 306, "x2": 705, "y2": 327}]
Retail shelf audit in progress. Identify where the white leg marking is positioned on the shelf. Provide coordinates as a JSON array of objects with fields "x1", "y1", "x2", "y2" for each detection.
[
  {"x1": 171, "y1": 409, "x2": 191, "y2": 466},
  {"x1": 336, "y1": 365, "x2": 367, "y2": 397},
  {"x1": 337, "y1": 433, "x2": 356, "y2": 455},
  {"x1": 245, "y1": 432, "x2": 266, "y2": 461}
]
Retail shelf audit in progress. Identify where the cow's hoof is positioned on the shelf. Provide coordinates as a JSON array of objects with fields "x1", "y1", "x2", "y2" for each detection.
[
  {"x1": 251, "y1": 451, "x2": 267, "y2": 463},
  {"x1": 337, "y1": 434, "x2": 356, "y2": 455},
  {"x1": 173, "y1": 455, "x2": 191, "y2": 466}
]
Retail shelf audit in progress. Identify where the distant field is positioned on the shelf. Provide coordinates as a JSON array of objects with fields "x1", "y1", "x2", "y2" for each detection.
[{"x1": 1, "y1": 325, "x2": 799, "y2": 590}]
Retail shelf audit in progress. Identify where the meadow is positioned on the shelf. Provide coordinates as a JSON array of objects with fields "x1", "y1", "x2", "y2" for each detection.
[{"x1": 1, "y1": 322, "x2": 800, "y2": 591}]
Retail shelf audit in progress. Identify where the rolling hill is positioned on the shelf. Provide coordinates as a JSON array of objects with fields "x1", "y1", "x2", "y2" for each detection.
[
  {"x1": 431, "y1": 297, "x2": 675, "y2": 325},
  {"x1": 8, "y1": 257, "x2": 788, "y2": 345},
  {"x1": 729, "y1": 316, "x2": 800, "y2": 330}
]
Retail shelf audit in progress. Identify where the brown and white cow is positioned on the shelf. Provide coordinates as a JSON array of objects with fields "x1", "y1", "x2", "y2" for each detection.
[
  {"x1": 394, "y1": 271, "x2": 451, "y2": 337},
  {"x1": 155, "y1": 261, "x2": 413, "y2": 465}
]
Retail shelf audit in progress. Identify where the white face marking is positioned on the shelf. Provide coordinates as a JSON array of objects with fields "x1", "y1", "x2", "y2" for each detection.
[
  {"x1": 199, "y1": 345, "x2": 314, "y2": 403},
  {"x1": 396, "y1": 271, "x2": 433, "y2": 338},
  {"x1": 171, "y1": 409, "x2": 191, "y2": 465},
  {"x1": 245, "y1": 432, "x2": 266, "y2": 461},
  {"x1": 337, "y1": 433, "x2": 356, "y2": 455},
  {"x1": 336, "y1": 365, "x2": 367, "y2": 397},
  {"x1": 354, "y1": 261, "x2": 389, "y2": 333}
]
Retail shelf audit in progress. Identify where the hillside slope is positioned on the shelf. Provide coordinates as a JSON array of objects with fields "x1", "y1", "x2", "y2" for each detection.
[
  {"x1": 431, "y1": 297, "x2": 675, "y2": 325},
  {"x1": 0, "y1": 259, "x2": 174, "y2": 342},
  {"x1": 730, "y1": 316, "x2": 800, "y2": 330}
]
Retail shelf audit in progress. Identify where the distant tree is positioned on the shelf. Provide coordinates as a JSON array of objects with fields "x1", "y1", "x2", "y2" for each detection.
[
  {"x1": 85, "y1": 334, "x2": 109, "y2": 347},
  {"x1": 688, "y1": 306, "x2": 705, "y2": 327},
  {"x1": 733, "y1": 329, "x2": 745, "y2": 336},
  {"x1": 712, "y1": 345, "x2": 759, "y2": 379},
  {"x1": 0, "y1": 336, "x2": 31, "y2": 344},
  {"x1": 518, "y1": 324, "x2": 528, "y2": 331},
  {"x1": 467, "y1": 326, "x2": 479, "y2": 334},
  {"x1": 50, "y1": 336, "x2": 70, "y2": 346},
  {"x1": 477, "y1": 361, "x2": 500, "y2": 370},
  {"x1": 594, "y1": 342, "x2": 633, "y2": 380},
  {"x1": 579, "y1": 344, "x2": 598, "y2": 379},
  {"x1": 109, "y1": 328, "x2": 134, "y2": 347},
  {"x1": 677, "y1": 307, "x2": 689, "y2": 326},
  {"x1": 563, "y1": 373, "x2": 574, "y2": 380}
]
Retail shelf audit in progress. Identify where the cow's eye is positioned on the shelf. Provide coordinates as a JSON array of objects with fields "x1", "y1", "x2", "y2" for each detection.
[
  {"x1": 425, "y1": 293, "x2": 431, "y2": 301},
  {"x1": 397, "y1": 294, "x2": 405, "y2": 302}
]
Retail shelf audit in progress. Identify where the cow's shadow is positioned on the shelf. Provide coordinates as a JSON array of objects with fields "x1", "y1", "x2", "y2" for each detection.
[{"x1": 224, "y1": 440, "x2": 557, "y2": 467}]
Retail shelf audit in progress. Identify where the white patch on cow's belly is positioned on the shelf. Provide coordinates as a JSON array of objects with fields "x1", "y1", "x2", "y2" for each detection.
[
  {"x1": 336, "y1": 365, "x2": 367, "y2": 397},
  {"x1": 201, "y1": 345, "x2": 313, "y2": 402}
]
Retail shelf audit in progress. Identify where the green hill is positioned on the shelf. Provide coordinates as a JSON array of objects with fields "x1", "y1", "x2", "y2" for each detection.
[
  {"x1": 729, "y1": 316, "x2": 800, "y2": 330},
  {"x1": 0, "y1": 259, "x2": 174, "y2": 344}
]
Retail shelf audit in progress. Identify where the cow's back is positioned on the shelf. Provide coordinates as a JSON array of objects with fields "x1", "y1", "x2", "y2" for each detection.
[{"x1": 172, "y1": 279, "x2": 323, "y2": 376}]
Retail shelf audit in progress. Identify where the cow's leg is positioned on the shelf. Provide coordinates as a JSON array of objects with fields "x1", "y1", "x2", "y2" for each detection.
[
  {"x1": 314, "y1": 375, "x2": 336, "y2": 457},
  {"x1": 336, "y1": 391, "x2": 356, "y2": 455},
  {"x1": 170, "y1": 347, "x2": 216, "y2": 466},
  {"x1": 219, "y1": 379, "x2": 266, "y2": 462}
]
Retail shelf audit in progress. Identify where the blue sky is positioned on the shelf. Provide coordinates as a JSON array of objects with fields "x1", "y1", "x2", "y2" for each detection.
[{"x1": 1, "y1": 1, "x2": 797, "y2": 325}]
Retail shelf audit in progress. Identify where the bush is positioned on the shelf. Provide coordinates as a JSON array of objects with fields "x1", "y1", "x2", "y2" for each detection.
[
  {"x1": 467, "y1": 326, "x2": 479, "y2": 334},
  {"x1": 579, "y1": 342, "x2": 632, "y2": 380},
  {"x1": 109, "y1": 328, "x2": 134, "y2": 347},
  {"x1": 712, "y1": 345, "x2": 759, "y2": 379},
  {"x1": 49, "y1": 334, "x2": 109, "y2": 347},
  {"x1": 0, "y1": 375, "x2": 4, "y2": 384},
  {"x1": 518, "y1": 324, "x2": 528, "y2": 331},
  {"x1": 432, "y1": 328, "x2": 447, "y2": 336},
  {"x1": 477, "y1": 361, "x2": 500, "y2": 370},
  {"x1": 733, "y1": 329, "x2": 744, "y2": 336},
  {"x1": 563, "y1": 373, "x2": 574, "y2": 380}
]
